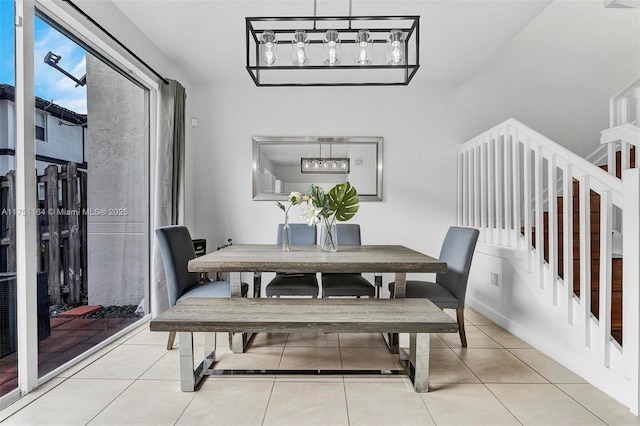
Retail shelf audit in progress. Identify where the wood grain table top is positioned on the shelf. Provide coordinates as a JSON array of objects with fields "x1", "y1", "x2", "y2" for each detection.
[{"x1": 188, "y1": 244, "x2": 447, "y2": 274}]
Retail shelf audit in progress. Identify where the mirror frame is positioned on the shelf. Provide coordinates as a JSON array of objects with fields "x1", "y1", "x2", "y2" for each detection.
[{"x1": 252, "y1": 136, "x2": 383, "y2": 201}]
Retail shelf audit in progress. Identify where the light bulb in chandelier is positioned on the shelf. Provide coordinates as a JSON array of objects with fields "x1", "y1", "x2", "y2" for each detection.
[
  {"x1": 387, "y1": 29, "x2": 405, "y2": 65},
  {"x1": 323, "y1": 30, "x2": 341, "y2": 66},
  {"x1": 355, "y1": 30, "x2": 373, "y2": 65},
  {"x1": 260, "y1": 31, "x2": 277, "y2": 66},
  {"x1": 292, "y1": 30, "x2": 310, "y2": 66}
]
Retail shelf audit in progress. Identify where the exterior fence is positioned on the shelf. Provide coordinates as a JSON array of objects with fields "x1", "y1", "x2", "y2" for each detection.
[{"x1": 1, "y1": 162, "x2": 87, "y2": 306}]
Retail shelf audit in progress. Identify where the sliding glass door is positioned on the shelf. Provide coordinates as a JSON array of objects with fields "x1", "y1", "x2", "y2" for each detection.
[
  {"x1": 1, "y1": 0, "x2": 151, "y2": 405},
  {"x1": 0, "y1": 0, "x2": 18, "y2": 399}
]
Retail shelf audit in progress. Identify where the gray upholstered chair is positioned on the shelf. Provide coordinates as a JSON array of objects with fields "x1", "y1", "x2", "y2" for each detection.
[
  {"x1": 265, "y1": 223, "x2": 318, "y2": 297},
  {"x1": 389, "y1": 226, "x2": 479, "y2": 347},
  {"x1": 322, "y1": 223, "x2": 375, "y2": 298},
  {"x1": 155, "y1": 225, "x2": 248, "y2": 349}
]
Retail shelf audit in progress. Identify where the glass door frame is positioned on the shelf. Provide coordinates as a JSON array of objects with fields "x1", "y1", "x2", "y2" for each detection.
[{"x1": 4, "y1": 0, "x2": 158, "y2": 408}]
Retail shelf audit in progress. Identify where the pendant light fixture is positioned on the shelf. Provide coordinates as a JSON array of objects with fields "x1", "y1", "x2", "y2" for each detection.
[
  {"x1": 301, "y1": 144, "x2": 350, "y2": 174},
  {"x1": 246, "y1": 0, "x2": 419, "y2": 86}
]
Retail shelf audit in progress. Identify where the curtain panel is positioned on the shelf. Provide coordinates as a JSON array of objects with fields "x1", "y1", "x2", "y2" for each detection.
[{"x1": 152, "y1": 80, "x2": 186, "y2": 316}]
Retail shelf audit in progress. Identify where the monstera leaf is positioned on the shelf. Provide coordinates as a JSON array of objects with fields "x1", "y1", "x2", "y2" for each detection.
[
  {"x1": 328, "y1": 182, "x2": 359, "y2": 222},
  {"x1": 308, "y1": 184, "x2": 332, "y2": 218}
]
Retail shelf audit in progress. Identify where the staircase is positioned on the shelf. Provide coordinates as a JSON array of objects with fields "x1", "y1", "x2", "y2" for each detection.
[
  {"x1": 534, "y1": 147, "x2": 635, "y2": 345},
  {"x1": 456, "y1": 76, "x2": 640, "y2": 413}
]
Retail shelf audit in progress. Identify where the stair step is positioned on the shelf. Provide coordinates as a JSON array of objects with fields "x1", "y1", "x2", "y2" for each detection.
[
  {"x1": 556, "y1": 192, "x2": 602, "y2": 211},
  {"x1": 531, "y1": 229, "x2": 603, "y2": 258},
  {"x1": 557, "y1": 258, "x2": 623, "y2": 290}
]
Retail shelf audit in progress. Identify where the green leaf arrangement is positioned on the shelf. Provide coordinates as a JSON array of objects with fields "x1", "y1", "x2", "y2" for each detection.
[
  {"x1": 328, "y1": 182, "x2": 360, "y2": 222},
  {"x1": 307, "y1": 182, "x2": 359, "y2": 224}
]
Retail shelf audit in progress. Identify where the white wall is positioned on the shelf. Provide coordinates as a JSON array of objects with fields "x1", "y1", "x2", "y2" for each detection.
[
  {"x1": 191, "y1": 82, "x2": 461, "y2": 289},
  {"x1": 78, "y1": 0, "x2": 638, "y2": 304},
  {"x1": 0, "y1": 100, "x2": 9, "y2": 149},
  {"x1": 448, "y1": 1, "x2": 639, "y2": 316},
  {"x1": 188, "y1": 2, "x2": 638, "y2": 288},
  {"x1": 35, "y1": 113, "x2": 85, "y2": 171},
  {"x1": 449, "y1": 1, "x2": 640, "y2": 157}
]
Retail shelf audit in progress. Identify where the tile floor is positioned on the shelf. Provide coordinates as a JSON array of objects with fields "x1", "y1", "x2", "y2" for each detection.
[
  {"x1": 1, "y1": 308, "x2": 639, "y2": 426},
  {"x1": 0, "y1": 316, "x2": 140, "y2": 396}
]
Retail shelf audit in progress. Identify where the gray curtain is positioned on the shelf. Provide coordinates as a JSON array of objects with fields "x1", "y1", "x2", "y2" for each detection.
[{"x1": 151, "y1": 80, "x2": 186, "y2": 316}]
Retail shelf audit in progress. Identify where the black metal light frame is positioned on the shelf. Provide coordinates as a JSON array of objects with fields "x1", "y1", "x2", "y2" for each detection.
[
  {"x1": 246, "y1": 15, "x2": 420, "y2": 87},
  {"x1": 300, "y1": 157, "x2": 351, "y2": 174}
]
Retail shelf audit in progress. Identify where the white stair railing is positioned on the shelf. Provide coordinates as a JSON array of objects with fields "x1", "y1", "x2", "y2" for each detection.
[
  {"x1": 602, "y1": 76, "x2": 640, "y2": 178},
  {"x1": 458, "y1": 118, "x2": 640, "y2": 413},
  {"x1": 610, "y1": 76, "x2": 640, "y2": 128}
]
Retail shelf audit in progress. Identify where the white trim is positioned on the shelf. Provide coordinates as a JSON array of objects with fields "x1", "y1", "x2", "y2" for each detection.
[
  {"x1": 14, "y1": 0, "x2": 39, "y2": 394},
  {"x1": 623, "y1": 168, "x2": 640, "y2": 414}
]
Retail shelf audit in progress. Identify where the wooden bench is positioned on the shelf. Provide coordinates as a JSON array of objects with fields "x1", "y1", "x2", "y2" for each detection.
[{"x1": 150, "y1": 297, "x2": 458, "y2": 392}]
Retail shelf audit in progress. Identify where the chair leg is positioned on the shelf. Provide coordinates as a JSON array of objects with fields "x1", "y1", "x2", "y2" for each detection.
[
  {"x1": 456, "y1": 308, "x2": 467, "y2": 347},
  {"x1": 167, "y1": 331, "x2": 176, "y2": 350}
]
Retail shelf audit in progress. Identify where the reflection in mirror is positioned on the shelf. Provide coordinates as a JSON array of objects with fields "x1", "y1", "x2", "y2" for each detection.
[{"x1": 252, "y1": 136, "x2": 383, "y2": 201}]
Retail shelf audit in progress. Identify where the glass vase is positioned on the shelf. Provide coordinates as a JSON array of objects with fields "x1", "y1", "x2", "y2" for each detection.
[
  {"x1": 321, "y1": 221, "x2": 338, "y2": 252},
  {"x1": 282, "y1": 216, "x2": 291, "y2": 251}
]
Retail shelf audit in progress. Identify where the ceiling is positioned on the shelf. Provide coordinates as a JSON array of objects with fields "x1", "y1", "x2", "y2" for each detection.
[{"x1": 110, "y1": 0, "x2": 552, "y2": 86}]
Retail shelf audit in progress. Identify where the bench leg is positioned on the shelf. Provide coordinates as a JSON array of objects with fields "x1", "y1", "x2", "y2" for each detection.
[
  {"x1": 410, "y1": 333, "x2": 430, "y2": 393},
  {"x1": 179, "y1": 332, "x2": 196, "y2": 391},
  {"x1": 179, "y1": 331, "x2": 217, "y2": 392}
]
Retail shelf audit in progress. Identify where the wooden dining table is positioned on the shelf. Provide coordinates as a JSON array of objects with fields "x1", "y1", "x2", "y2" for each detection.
[{"x1": 188, "y1": 244, "x2": 448, "y2": 353}]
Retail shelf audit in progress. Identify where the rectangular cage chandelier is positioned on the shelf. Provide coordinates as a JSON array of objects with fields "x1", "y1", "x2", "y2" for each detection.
[
  {"x1": 246, "y1": 15, "x2": 420, "y2": 87},
  {"x1": 301, "y1": 157, "x2": 350, "y2": 174}
]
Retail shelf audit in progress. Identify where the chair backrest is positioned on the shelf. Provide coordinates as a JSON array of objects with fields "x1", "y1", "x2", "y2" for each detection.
[
  {"x1": 155, "y1": 225, "x2": 200, "y2": 307},
  {"x1": 335, "y1": 223, "x2": 361, "y2": 245},
  {"x1": 277, "y1": 223, "x2": 317, "y2": 245},
  {"x1": 436, "y1": 226, "x2": 480, "y2": 308}
]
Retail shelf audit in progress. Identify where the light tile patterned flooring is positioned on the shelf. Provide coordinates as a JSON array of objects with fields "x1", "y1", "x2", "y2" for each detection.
[{"x1": 1, "y1": 308, "x2": 640, "y2": 425}]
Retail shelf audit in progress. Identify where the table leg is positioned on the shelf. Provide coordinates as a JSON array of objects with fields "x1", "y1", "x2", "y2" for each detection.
[
  {"x1": 385, "y1": 272, "x2": 407, "y2": 354},
  {"x1": 232, "y1": 332, "x2": 244, "y2": 353},
  {"x1": 204, "y1": 332, "x2": 216, "y2": 361},
  {"x1": 410, "y1": 333, "x2": 430, "y2": 393},
  {"x1": 229, "y1": 271, "x2": 247, "y2": 352},
  {"x1": 393, "y1": 272, "x2": 407, "y2": 298},
  {"x1": 230, "y1": 272, "x2": 242, "y2": 297}
]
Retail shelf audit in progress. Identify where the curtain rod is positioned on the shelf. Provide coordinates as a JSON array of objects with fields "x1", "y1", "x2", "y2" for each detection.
[{"x1": 62, "y1": 0, "x2": 170, "y2": 85}]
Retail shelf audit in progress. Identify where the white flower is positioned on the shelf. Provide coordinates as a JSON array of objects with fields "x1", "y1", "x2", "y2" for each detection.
[
  {"x1": 301, "y1": 205, "x2": 322, "y2": 226},
  {"x1": 289, "y1": 191, "x2": 302, "y2": 205}
]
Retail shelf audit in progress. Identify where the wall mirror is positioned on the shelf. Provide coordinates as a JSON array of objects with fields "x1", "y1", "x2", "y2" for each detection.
[{"x1": 252, "y1": 136, "x2": 383, "y2": 201}]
